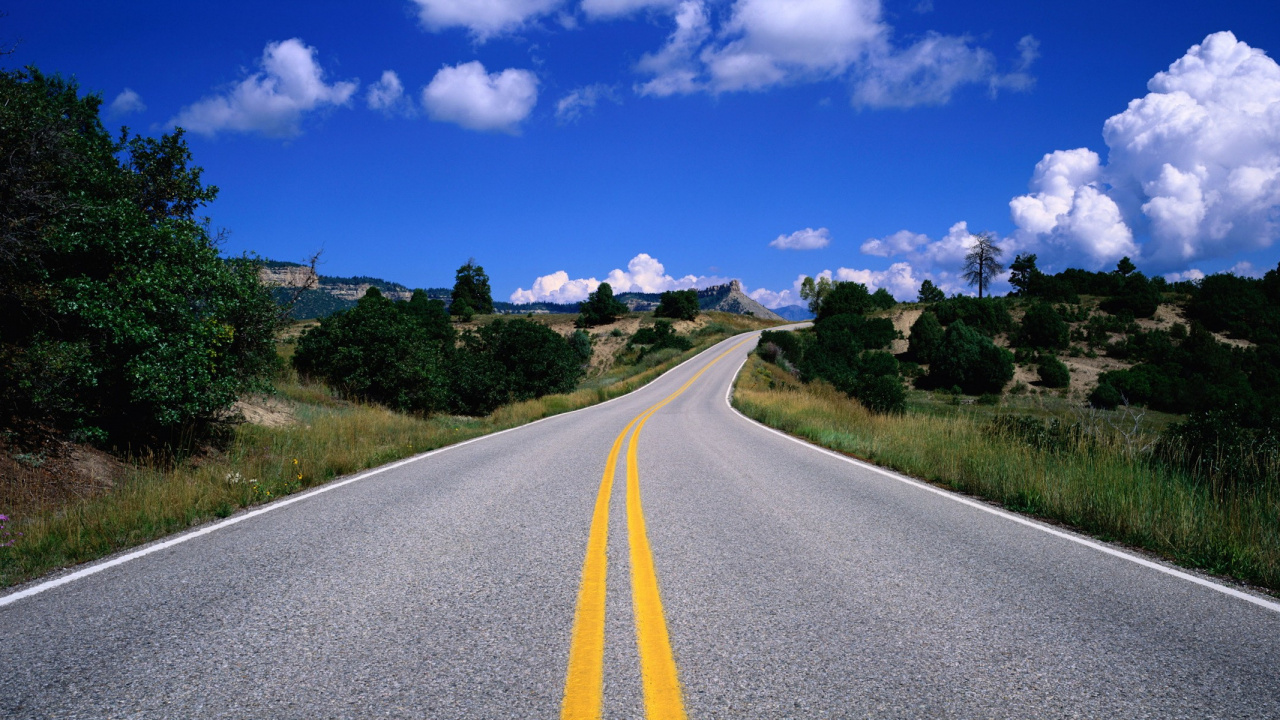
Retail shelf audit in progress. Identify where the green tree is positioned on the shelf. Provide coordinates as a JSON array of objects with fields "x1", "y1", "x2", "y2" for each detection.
[
  {"x1": 870, "y1": 287, "x2": 897, "y2": 311},
  {"x1": 962, "y1": 231, "x2": 1005, "y2": 298},
  {"x1": 907, "y1": 311, "x2": 944, "y2": 363},
  {"x1": 451, "y1": 258, "x2": 493, "y2": 315},
  {"x1": 1009, "y1": 253, "x2": 1042, "y2": 296},
  {"x1": 917, "y1": 279, "x2": 945, "y2": 303},
  {"x1": 452, "y1": 319, "x2": 585, "y2": 414},
  {"x1": 1015, "y1": 302, "x2": 1070, "y2": 350},
  {"x1": 0, "y1": 67, "x2": 278, "y2": 444},
  {"x1": 927, "y1": 320, "x2": 1014, "y2": 394},
  {"x1": 799, "y1": 275, "x2": 833, "y2": 315},
  {"x1": 654, "y1": 289, "x2": 700, "y2": 320},
  {"x1": 816, "y1": 281, "x2": 875, "y2": 321},
  {"x1": 1115, "y1": 256, "x2": 1137, "y2": 277},
  {"x1": 577, "y1": 282, "x2": 628, "y2": 327}
]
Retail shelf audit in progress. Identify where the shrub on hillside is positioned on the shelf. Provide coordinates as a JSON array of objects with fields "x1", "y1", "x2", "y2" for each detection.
[
  {"x1": 1016, "y1": 303, "x2": 1070, "y2": 350},
  {"x1": 1037, "y1": 355, "x2": 1071, "y2": 388},
  {"x1": 816, "y1": 281, "x2": 875, "y2": 320},
  {"x1": 577, "y1": 282, "x2": 628, "y2": 327},
  {"x1": 931, "y1": 296, "x2": 1014, "y2": 337},
  {"x1": 452, "y1": 319, "x2": 585, "y2": 413},
  {"x1": 925, "y1": 320, "x2": 1014, "y2": 395},
  {"x1": 293, "y1": 288, "x2": 452, "y2": 413},
  {"x1": 907, "y1": 312, "x2": 944, "y2": 363},
  {"x1": 654, "y1": 289, "x2": 700, "y2": 320}
]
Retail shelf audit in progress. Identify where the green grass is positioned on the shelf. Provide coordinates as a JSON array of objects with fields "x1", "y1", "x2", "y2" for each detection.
[
  {"x1": 733, "y1": 355, "x2": 1280, "y2": 595},
  {"x1": 0, "y1": 315, "x2": 775, "y2": 588}
]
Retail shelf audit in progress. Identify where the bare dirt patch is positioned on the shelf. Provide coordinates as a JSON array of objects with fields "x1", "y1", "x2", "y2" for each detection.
[
  {"x1": 1, "y1": 433, "x2": 125, "y2": 515},
  {"x1": 233, "y1": 395, "x2": 297, "y2": 428}
]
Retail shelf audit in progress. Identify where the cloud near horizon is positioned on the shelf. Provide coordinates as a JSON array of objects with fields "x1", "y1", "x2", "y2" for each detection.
[
  {"x1": 1008, "y1": 31, "x2": 1280, "y2": 273},
  {"x1": 510, "y1": 253, "x2": 727, "y2": 303},
  {"x1": 171, "y1": 39, "x2": 357, "y2": 138}
]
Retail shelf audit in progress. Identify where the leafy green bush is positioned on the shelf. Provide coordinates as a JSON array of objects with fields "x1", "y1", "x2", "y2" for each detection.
[
  {"x1": 654, "y1": 289, "x2": 700, "y2": 320},
  {"x1": 925, "y1": 320, "x2": 1014, "y2": 395},
  {"x1": 0, "y1": 68, "x2": 278, "y2": 445},
  {"x1": 1088, "y1": 382, "x2": 1123, "y2": 409},
  {"x1": 569, "y1": 329, "x2": 593, "y2": 363},
  {"x1": 1037, "y1": 355, "x2": 1070, "y2": 388},
  {"x1": 293, "y1": 288, "x2": 452, "y2": 413},
  {"x1": 931, "y1": 296, "x2": 1014, "y2": 337},
  {"x1": 816, "y1": 281, "x2": 875, "y2": 320},
  {"x1": 577, "y1": 282, "x2": 628, "y2": 327},
  {"x1": 907, "y1": 311, "x2": 944, "y2": 363},
  {"x1": 1016, "y1": 303, "x2": 1069, "y2": 350},
  {"x1": 630, "y1": 320, "x2": 692, "y2": 362},
  {"x1": 456, "y1": 319, "x2": 585, "y2": 412}
]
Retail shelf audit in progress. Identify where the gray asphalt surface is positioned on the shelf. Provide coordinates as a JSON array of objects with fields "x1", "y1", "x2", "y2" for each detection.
[{"x1": 3, "y1": 330, "x2": 1279, "y2": 719}]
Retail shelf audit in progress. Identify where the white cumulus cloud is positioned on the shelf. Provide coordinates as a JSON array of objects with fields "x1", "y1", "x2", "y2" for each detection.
[
  {"x1": 510, "y1": 253, "x2": 726, "y2": 303},
  {"x1": 628, "y1": 0, "x2": 1035, "y2": 105},
  {"x1": 108, "y1": 88, "x2": 146, "y2": 117},
  {"x1": 860, "y1": 229, "x2": 927, "y2": 257},
  {"x1": 770, "y1": 227, "x2": 831, "y2": 250},
  {"x1": 367, "y1": 70, "x2": 408, "y2": 113},
  {"x1": 1010, "y1": 31, "x2": 1280, "y2": 273},
  {"x1": 171, "y1": 39, "x2": 357, "y2": 138},
  {"x1": 422, "y1": 61, "x2": 539, "y2": 133},
  {"x1": 410, "y1": 0, "x2": 563, "y2": 40}
]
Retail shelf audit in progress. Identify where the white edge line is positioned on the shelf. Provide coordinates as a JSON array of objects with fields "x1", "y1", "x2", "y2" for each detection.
[
  {"x1": 723, "y1": 347, "x2": 1280, "y2": 615},
  {"x1": 0, "y1": 331, "x2": 752, "y2": 609}
]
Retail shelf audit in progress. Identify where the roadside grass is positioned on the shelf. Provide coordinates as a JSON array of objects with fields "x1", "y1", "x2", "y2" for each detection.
[
  {"x1": 733, "y1": 355, "x2": 1280, "y2": 595},
  {"x1": 0, "y1": 314, "x2": 778, "y2": 588}
]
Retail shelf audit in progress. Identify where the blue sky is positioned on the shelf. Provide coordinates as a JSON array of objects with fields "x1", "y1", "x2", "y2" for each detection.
[{"x1": 6, "y1": 0, "x2": 1280, "y2": 306}]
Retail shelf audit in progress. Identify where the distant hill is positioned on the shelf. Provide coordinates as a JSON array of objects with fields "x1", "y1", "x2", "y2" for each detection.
[
  {"x1": 260, "y1": 260, "x2": 433, "y2": 320},
  {"x1": 262, "y1": 261, "x2": 782, "y2": 322},
  {"x1": 772, "y1": 304, "x2": 815, "y2": 321},
  {"x1": 500, "y1": 281, "x2": 783, "y2": 321}
]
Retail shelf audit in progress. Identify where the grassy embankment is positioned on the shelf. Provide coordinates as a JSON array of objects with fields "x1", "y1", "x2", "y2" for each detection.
[
  {"x1": 733, "y1": 354, "x2": 1280, "y2": 595},
  {"x1": 0, "y1": 313, "x2": 774, "y2": 588}
]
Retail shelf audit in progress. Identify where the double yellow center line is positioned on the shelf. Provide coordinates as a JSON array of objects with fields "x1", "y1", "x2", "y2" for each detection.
[{"x1": 561, "y1": 339, "x2": 750, "y2": 720}]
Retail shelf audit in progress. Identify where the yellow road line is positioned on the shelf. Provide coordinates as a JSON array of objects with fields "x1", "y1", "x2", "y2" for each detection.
[
  {"x1": 561, "y1": 414, "x2": 640, "y2": 720},
  {"x1": 561, "y1": 338, "x2": 751, "y2": 720}
]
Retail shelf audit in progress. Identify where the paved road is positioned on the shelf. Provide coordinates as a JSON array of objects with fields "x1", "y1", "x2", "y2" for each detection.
[{"x1": 3, "y1": 331, "x2": 1279, "y2": 719}]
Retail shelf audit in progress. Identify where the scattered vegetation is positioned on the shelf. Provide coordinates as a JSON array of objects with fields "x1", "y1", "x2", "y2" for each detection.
[
  {"x1": 734, "y1": 355, "x2": 1280, "y2": 594},
  {"x1": 576, "y1": 281, "x2": 629, "y2": 328},
  {"x1": 653, "y1": 289, "x2": 700, "y2": 321}
]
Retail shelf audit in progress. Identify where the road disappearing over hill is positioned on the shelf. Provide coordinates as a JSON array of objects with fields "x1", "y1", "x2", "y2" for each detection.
[{"x1": 3, "y1": 330, "x2": 1279, "y2": 718}]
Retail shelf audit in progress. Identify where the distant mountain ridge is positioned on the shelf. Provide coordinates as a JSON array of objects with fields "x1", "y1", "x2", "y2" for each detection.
[{"x1": 261, "y1": 260, "x2": 782, "y2": 321}]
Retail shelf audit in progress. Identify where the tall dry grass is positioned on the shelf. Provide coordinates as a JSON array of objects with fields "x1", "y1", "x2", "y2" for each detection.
[
  {"x1": 0, "y1": 320, "x2": 765, "y2": 588},
  {"x1": 733, "y1": 355, "x2": 1280, "y2": 594}
]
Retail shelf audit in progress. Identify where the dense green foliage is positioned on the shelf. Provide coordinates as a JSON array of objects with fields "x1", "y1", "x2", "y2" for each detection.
[
  {"x1": 293, "y1": 289, "x2": 452, "y2": 413},
  {"x1": 917, "y1": 279, "x2": 945, "y2": 303},
  {"x1": 295, "y1": 290, "x2": 584, "y2": 416},
  {"x1": 0, "y1": 68, "x2": 278, "y2": 445},
  {"x1": 1037, "y1": 355, "x2": 1070, "y2": 388},
  {"x1": 756, "y1": 283, "x2": 905, "y2": 413},
  {"x1": 815, "y1": 281, "x2": 885, "y2": 321},
  {"x1": 930, "y1": 296, "x2": 1014, "y2": 337},
  {"x1": 1015, "y1": 302, "x2": 1069, "y2": 350},
  {"x1": 907, "y1": 311, "x2": 944, "y2": 362},
  {"x1": 924, "y1": 320, "x2": 1014, "y2": 394},
  {"x1": 653, "y1": 289, "x2": 700, "y2": 320},
  {"x1": 631, "y1": 321, "x2": 693, "y2": 352},
  {"x1": 450, "y1": 259, "x2": 494, "y2": 316},
  {"x1": 576, "y1": 282, "x2": 629, "y2": 327}
]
